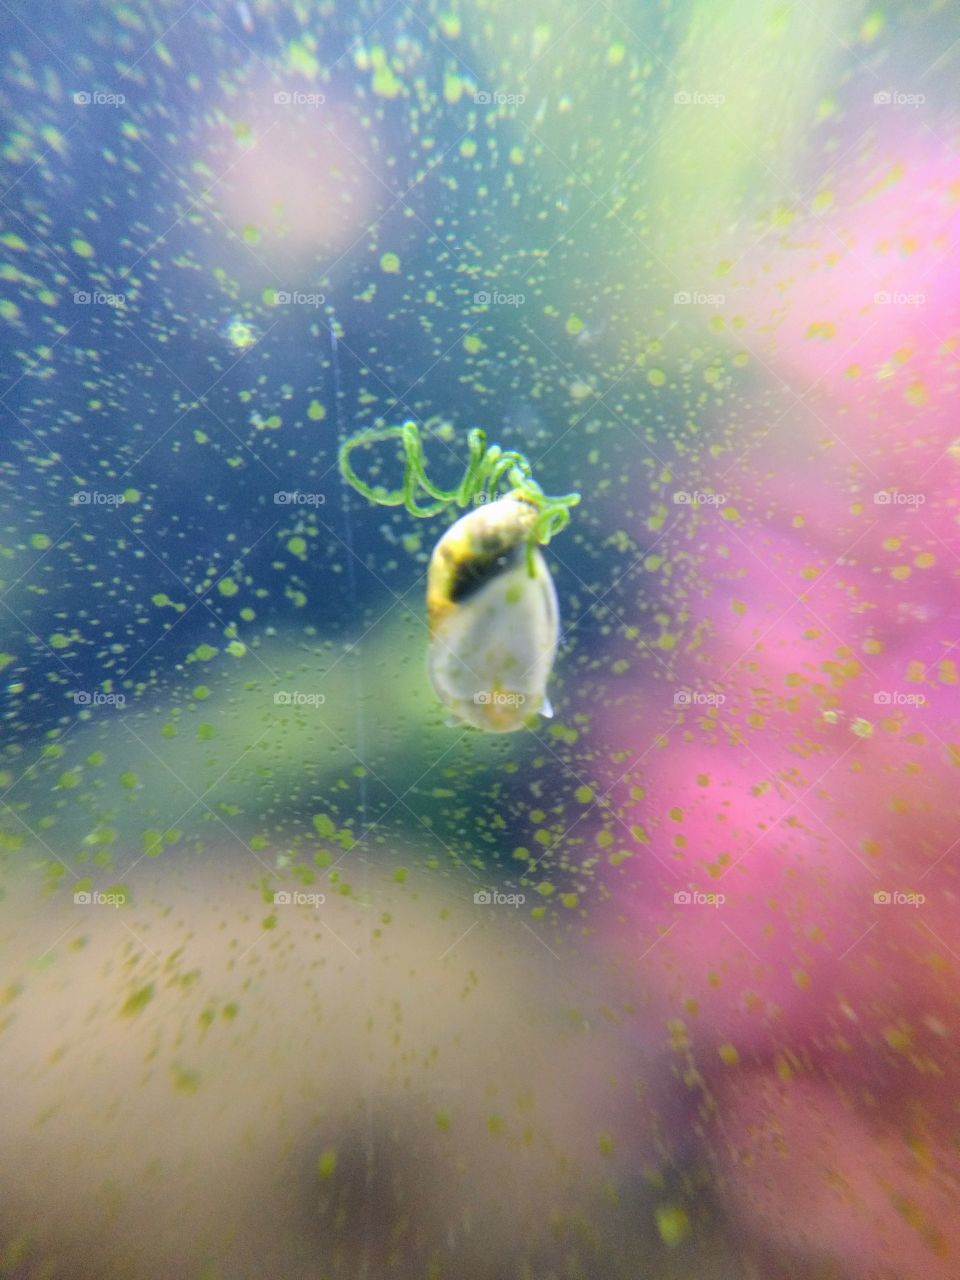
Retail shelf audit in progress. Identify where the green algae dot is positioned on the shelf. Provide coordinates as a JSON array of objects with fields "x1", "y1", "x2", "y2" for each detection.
[
  {"x1": 192, "y1": 685, "x2": 210, "y2": 700},
  {"x1": 647, "y1": 368, "x2": 666, "y2": 386},
  {"x1": 656, "y1": 1205, "x2": 690, "y2": 1247},
  {"x1": 217, "y1": 577, "x2": 238, "y2": 596},
  {"x1": 565, "y1": 315, "x2": 584, "y2": 336},
  {"x1": 287, "y1": 536, "x2": 307, "y2": 557},
  {"x1": 30, "y1": 533, "x2": 51, "y2": 550},
  {"x1": 121, "y1": 983, "x2": 155, "y2": 1017},
  {"x1": 317, "y1": 1148, "x2": 337, "y2": 1179},
  {"x1": 380, "y1": 252, "x2": 400, "y2": 274},
  {"x1": 171, "y1": 1065, "x2": 201, "y2": 1094},
  {"x1": 71, "y1": 237, "x2": 94, "y2": 258},
  {"x1": 313, "y1": 813, "x2": 336, "y2": 838},
  {"x1": 142, "y1": 829, "x2": 164, "y2": 857},
  {"x1": 307, "y1": 399, "x2": 326, "y2": 421},
  {"x1": 119, "y1": 770, "x2": 139, "y2": 789}
]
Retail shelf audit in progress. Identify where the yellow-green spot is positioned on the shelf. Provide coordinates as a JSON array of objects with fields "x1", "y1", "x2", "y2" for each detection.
[
  {"x1": 121, "y1": 983, "x2": 155, "y2": 1017},
  {"x1": 71, "y1": 237, "x2": 94, "y2": 258},
  {"x1": 307, "y1": 399, "x2": 326, "y2": 421},
  {"x1": 656, "y1": 1205, "x2": 690, "y2": 1247},
  {"x1": 286, "y1": 38, "x2": 319, "y2": 78},
  {"x1": 313, "y1": 813, "x2": 336, "y2": 838},
  {"x1": 317, "y1": 1148, "x2": 337, "y2": 1178},
  {"x1": 171, "y1": 1065, "x2": 201, "y2": 1094},
  {"x1": 380, "y1": 252, "x2": 400, "y2": 274}
]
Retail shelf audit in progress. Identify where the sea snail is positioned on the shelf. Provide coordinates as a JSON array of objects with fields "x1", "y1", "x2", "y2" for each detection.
[{"x1": 339, "y1": 420, "x2": 579, "y2": 732}]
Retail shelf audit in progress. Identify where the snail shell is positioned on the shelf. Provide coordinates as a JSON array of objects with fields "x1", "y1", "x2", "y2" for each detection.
[{"x1": 426, "y1": 494, "x2": 559, "y2": 733}]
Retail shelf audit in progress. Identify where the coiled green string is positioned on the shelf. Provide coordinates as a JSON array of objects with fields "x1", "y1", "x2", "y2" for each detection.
[{"x1": 338, "y1": 420, "x2": 580, "y2": 546}]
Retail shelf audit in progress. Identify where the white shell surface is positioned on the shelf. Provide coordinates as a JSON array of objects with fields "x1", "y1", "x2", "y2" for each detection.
[{"x1": 427, "y1": 505, "x2": 560, "y2": 732}]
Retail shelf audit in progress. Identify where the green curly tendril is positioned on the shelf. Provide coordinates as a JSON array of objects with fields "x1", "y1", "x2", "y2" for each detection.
[{"x1": 338, "y1": 420, "x2": 581, "y2": 547}]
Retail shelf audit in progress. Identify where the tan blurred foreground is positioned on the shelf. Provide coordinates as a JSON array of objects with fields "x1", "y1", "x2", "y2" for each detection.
[{"x1": 0, "y1": 855, "x2": 668, "y2": 1280}]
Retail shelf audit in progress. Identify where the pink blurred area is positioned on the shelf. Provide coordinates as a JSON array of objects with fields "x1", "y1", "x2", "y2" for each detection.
[
  {"x1": 196, "y1": 78, "x2": 382, "y2": 274},
  {"x1": 599, "y1": 140, "x2": 960, "y2": 1276}
]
